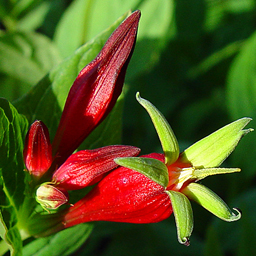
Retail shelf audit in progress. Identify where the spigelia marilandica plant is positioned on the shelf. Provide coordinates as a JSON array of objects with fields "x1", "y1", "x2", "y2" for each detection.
[
  {"x1": 0, "y1": 11, "x2": 141, "y2": 254},
  {"x1": 31, "y1": 93, "x2": 253, "y2": 246}
]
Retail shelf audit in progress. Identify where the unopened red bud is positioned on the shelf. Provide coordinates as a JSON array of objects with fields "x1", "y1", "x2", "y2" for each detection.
[
  {"x1": 53, "y1": 145, "x2": 140, "y2": 190},
  {"x1": 23, "y1": 120, "x2": 52, "y2": 179},
  {"x1": 52, "y1": 10, "x2": 141, "y2": 167},
  {"x1": 36, "y1": 184, "x2": 69, "y2": 210}
]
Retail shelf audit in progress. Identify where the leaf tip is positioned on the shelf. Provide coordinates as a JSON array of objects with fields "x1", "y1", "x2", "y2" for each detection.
[
  {"x1": 136, "y1": 91, "x2": 141, "y2": 102},
  {"x1": 230, "y1": 207, "x2": 242, "y2": 221},
  {"x1": 180, "y1": 237, "x2": 190, "y2": 246},
  {"x1": 114, "y1": 157, "x2": 122, "y2": 165}
]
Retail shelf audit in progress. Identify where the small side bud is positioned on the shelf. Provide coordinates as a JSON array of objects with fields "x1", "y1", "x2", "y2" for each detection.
[
  {"x1": 23, "y1": 120, "x2": 52, "y2": 179},
  {"x1": 36, "y1": 184, "x2": 69, "y2": 210}
]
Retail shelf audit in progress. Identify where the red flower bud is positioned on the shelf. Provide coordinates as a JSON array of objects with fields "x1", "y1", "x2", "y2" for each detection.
[
  {"x1": 62, "y1": 153, "x2": 172, "y2": 228},
  {"x1": 36, "y1": 184, "x2": 69, "y2": 210},
  {"x1": 53, "y1": 145, "x2": 140, "y2": 190},
  {"x1": 52, "y1": 10, "x2": 141, "y2": 166},
  {"x1": 23, "y1": 120, "x2": 52, "y2": 179}
]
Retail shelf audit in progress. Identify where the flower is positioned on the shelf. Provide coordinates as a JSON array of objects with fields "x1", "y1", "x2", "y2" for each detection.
[
  {"x1": 61, "y1": 153, "x2": 172, "y2": 226},
  {"x1": 23, "y1": 10, "x2": 140, "y2": 178},
  {"x1": 52, "y1": 145, "x2": 141, "y2": 190},
  {"x1": 55, "y1": 93, "x2": 252, "y2": 246},
  {"x1": 23, "y1": 11, "x2": 141, "y2": 210},
  {"x1": 52, "y1": 10, "x2": 141, "y2": 167}
]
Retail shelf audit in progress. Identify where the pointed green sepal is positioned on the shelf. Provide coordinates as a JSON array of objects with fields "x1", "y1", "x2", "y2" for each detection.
[
  {"x1": 182, "y1": 183, "x2": 241, "y2": 222},
  {"x1": 114, "y1": 157, "x2": 169, "y2": 187},
  {"x1": 166, "y1": 190, "x2": 193, "y2": 246},
  {"x1": 136, "y1": 92, "x2": 179, "y2": 166},
  {"x1": 181, "y1": 118, "x2": 253, "y2": 168},
  {"x1": 193, "y1": 167, "x2": 241, "y2": 181}
]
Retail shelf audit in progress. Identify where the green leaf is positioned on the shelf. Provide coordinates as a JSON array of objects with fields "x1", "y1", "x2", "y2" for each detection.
[
  {"x1": 54, "y1": 0, "x2": 174, "y2": 77},
  {"x1": 181, "y1": 118, "x2": 253, "y2": 168},
  {"x1": 227, "y1": 31, "x2": 256, "y2": 119},
  {"x1": 204, "y1": 225, "x2": 224, "y2": 256},
  {"x1": 114, "y1": 157, "x2": 169, "y2": 187},
  {"x1": 127, "y1": 0, "x2": 174, "y2": 79},
  {"x1": 15, "y1": 15, "x2": 125, "y2": 141},
  {"x1": 23, "y1": 223, "x2": 93, "y2": 256},
  {"x1": 204, "y1": 0, "x2": 225, "y2": 31},
  {"x1": 136, "y1": 92, "x2": 179, "y2": 166},
  {"x1": 225, "y1": 0, "x2": 255, "y2": 13},
  {"x1": 182, "y1": 183, "x2": 241, "y2": 222},
  {"x1": 188, "y1": 41, "x2": 243, "y2": 79},
  {"x1": 0, "y1": 31, "x2": 61, "y2": 101},
  {"x1": 226, "y1": 32, "x2": 256, "y2": 178},
  {"x1": 53, "y1": 0, "x2": 132, "y2": 59},
  {"x1": 166, "y1": 190, "x2": 193, "y2": 246},
  {"x1": 16, "y1": 1, "x2": 51, "y2": 31},
  {"x1": 0, "y1": 98, "x2": 29, "y2": 255}
]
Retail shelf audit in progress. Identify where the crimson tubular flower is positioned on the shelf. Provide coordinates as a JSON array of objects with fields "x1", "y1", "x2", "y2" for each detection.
[
  {"x1": 52, "y1": 10, "x2": 141, "y2": 167},
  {"x1": 58, "y1": 93, "x2": 252, "y2": 246},
  {"x1": 23, "y1": 11, "x2": 141, "y2": 210}
]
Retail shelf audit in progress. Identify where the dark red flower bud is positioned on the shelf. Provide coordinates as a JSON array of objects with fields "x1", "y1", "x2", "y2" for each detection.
[
  {"x1": 53, "y1": 145, "x2": 140, "y2": 190},
  {"x1": 62, "y1": 153, "x2": 172, "y2": 228},
  {"x1": 23, "y1": 120, "x2": 52, "y2": 179},
  {"x1": 52, "y1": 10, "x2": 141, "y2": 166}
]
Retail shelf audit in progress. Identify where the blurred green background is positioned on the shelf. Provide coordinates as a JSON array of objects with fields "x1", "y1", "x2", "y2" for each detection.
[{"x1": 1, "y1": 0, "x2": 256, "y2": 255}]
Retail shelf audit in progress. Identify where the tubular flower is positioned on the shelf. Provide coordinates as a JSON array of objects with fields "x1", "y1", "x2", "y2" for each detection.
[
  {"x1": 58, "y1": 93, "x2": 253, "y2": 246},
  {"x1": 52, "y1": 145, "x2": 141, "y2": 190},
  {"x1": 52, "y1": 10, "x2": 141, "y2": 167},
  {"x1": 62, "y1": 153, "x2": 172, "y2": 227},
  {"x1": 22, "y1": 11, "x2": 141, "y2": 210}
]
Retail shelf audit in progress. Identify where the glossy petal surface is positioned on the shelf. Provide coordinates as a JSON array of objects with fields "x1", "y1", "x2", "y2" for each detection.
[
  {"x1": 23, "y1": 120, "x2": 52, "y2": 178},
  {"x1": 53, "y1": 145, "x2": 140, "y2": 190},
  {"x1": 52, "y1": 11, "x2": 141, "y2": 166},
  {"x1": 63, "y1": 166, "x2": 172, "y2": 228}
]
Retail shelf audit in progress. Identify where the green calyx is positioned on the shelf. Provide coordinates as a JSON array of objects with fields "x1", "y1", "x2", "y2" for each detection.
[
  {"x1": 166, "y1": 190, "x2": 193, "y2": 246},
  {"x1": 180, "y1": 117, "x2": 253, "y2": 168},
  {"x1": 136, "y1": 92, "x2": 179, "y2": 166},
  {"x1": 114, "y1": 157, "x2": 169, "y2": 187},
  {"x1": 117, "y1": 94, "x2": 253, "y2": 246},
  {"x1": 192, "y1": 167, "x2": 240, "y2": 181},
  {"x1": 182, "y1": 183, "x2": 241, "y2": 222}
]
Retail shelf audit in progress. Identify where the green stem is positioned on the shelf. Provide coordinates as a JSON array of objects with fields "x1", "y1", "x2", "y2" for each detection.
[
  {"x1": 0, "y1": 240, "x2": 9, "y2": 256},
  {"x1": 26, "y1": 211, "x2": 66, "y2": 237},
  {"x1": 0, "y1": 228, "x2": 32, "y2": 256}
]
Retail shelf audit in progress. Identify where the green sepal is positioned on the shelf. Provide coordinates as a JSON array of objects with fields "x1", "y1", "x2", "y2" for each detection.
[
  {"x1": 166, "y1": 190, "x2": 193, "y2": 246},
  {"x1": 181, "y1": 118, "x2": 253, "y2": 168},
  {"x1": 182, "y1": 183, "x2": 241, "y2": 222},
  {"x1": 136, "y1": 92, "x2": 179, "y2": 166},
  {"x1": 114, "y1": 157, "x2": 169, "y2": 187},
  {"x1": 193, "y1": 167, "x2": 241, "y2": 181}
]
